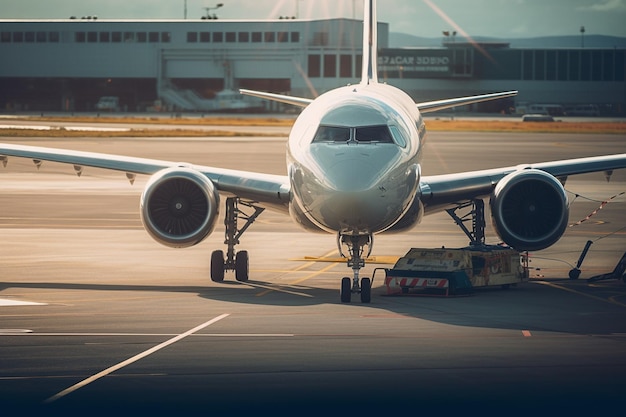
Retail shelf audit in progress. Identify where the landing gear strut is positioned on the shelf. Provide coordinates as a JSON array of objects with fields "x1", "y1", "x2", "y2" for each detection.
[
  {"x1": 446, "y1": 199, "x2": 486, "y2": 246},
  {"x1": 210, "y1": 197, "x2": 264, "y2": 282},
  {"x1": 338, "y1": 233, "x2": 373, "y2": 303}
]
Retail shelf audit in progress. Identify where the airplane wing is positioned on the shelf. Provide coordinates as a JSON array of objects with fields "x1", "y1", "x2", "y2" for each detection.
[
  {"x1": 239, "y1": 89, "x2": 313, "y2": 108},
  {"x1": 0, "y1": 143, "x2": 290, "y2": 211},
  {"x1": 419, "y1": 153, "x2": 626, "y2": 213},
  {"x1": 416, "y1": 91, "x2": 518, "y2": 113}
]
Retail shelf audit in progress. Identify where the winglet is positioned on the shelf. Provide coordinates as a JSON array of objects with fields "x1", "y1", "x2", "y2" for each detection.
[{"x1": 361, "y1": 0, "x2": 379, "y2": 85}]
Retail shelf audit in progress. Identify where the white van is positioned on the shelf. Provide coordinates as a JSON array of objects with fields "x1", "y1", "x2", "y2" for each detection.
[{"x1": 95, "y1": 96, "x2": 120, "y2": 112}]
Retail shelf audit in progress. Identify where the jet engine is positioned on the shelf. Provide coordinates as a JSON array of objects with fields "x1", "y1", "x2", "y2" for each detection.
[
  {"x1": 490, "y1": 169, "x2": 568, "y2": 251},
  {"x1": 140, "y1": 167, "x2": 220, "y2": 248}
]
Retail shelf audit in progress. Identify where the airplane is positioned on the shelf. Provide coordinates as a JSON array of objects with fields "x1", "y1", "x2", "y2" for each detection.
[{"x1": 1, "y1": 0, "x2": 625, "y2": 303}]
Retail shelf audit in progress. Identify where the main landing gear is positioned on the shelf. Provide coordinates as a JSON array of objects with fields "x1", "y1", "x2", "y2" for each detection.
[
  {"x1": 338, "y1": 233, "x2": 373, "y2": 303},
  {"x1": 446, "y1": 199, "x2": 486, "y2": 246},
  {"x1": 210, "y1": 197, "x2": 264, "y2": 283}
]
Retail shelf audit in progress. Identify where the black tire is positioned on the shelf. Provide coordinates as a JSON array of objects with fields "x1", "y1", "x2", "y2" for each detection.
[
  {"x1": 340, "y1": 277, "x2": 351, "y2": 303},
  {"x1": 210, "y1": 250, "x2": 225, "y2": 282},
  {"x1": 235, "y1": 250, "x2": 249, "y2": 282},
  {"x1": 569, "y1": 268, "x2": 581, "y2": 280},
  {"x1": 360, "y1": 277, "x2": 371, "y2": 303}
]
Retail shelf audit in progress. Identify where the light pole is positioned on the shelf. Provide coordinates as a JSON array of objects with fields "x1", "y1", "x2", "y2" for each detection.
[{"x1": 203, "y1": 3, "x2": 224, "y2": 20}]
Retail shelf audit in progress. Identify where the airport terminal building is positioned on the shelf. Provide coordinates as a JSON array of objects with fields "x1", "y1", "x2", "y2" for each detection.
[{"x1": 0, "y1": 17, "x2": 624, "y2": 114}]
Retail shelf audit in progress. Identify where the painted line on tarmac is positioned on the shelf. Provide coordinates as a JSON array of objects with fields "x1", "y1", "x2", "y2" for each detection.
[
  {"x1": 255, "y1": 263, "x2": 339, "y2": 297},
  {"x1": 1, "y1": 332, "x2": 293, "y2": 338},
  {"x1": 255, "y1": 249, "x2": 338, "y2": 298},
  {"x1": 44, "y1": 313, "x2": 230, "y2": 404},
  {"x1": 535, "y1": 281, "x2": 626, "y2": 308}
]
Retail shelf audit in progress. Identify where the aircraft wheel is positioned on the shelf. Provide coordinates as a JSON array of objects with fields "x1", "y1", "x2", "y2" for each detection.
[
  {"x1": 340, "y1": 277, "x2": 352, "y2": 303},
  {"x1": 361, "y1": 277, "x2": 371, "y2": 303},
  {"x1": 210, "y1": 250, "x2": 225, "y2": 282},
  {"x1": 235, "y1": 250, "x2": 249, "y2": 282}
]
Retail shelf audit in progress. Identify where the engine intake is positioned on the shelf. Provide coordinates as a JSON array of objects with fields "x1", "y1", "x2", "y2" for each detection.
[
  {"x1": 140, "y1": 168, "x2": 220, "y2": 248},
  {"x1": 490, "y1": 169, "x2": 568, "y2": 251}
]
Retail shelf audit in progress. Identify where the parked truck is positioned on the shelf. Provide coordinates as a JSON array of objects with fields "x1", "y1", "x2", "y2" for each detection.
[{"x1": 381, "y1": 246, "x2": 529, "y2": 296}]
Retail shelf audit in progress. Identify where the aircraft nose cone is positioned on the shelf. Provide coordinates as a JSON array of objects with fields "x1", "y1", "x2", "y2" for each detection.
[
  {"x1": 326, "y1": 158, "x2": 379, "y2": 192},
  {"x1": 319, "y1": 158, "x2": 401, "y2": 233}
]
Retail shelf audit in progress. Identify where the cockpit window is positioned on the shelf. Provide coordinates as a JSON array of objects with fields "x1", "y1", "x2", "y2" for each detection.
[
  {"x1": 312, "y1": 125, "x2": 351, "y2": 143},
  {"x1": 389, "y1": 125, "x2": 407, "y2": 148},
  {"x1": 355, "y1": 125, "x2": 394, "y2": 143},
  {"x1": 311, "y1": 124, "x2": 399, "y2": 145}
]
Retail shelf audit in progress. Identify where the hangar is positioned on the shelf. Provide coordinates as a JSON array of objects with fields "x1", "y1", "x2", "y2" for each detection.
[{"x1": 0, "y1": 17, "x2": 624, "y2": 114}]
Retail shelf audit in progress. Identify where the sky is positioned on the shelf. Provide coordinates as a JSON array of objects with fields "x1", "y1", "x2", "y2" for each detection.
[{"x1": 1, "y1": 0, "x2": 625, "y2": 38}]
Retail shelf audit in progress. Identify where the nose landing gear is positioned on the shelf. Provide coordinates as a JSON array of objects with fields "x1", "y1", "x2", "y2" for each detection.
[{"x1": 338, "y1": 233, "x2": 373, "y2": 303}]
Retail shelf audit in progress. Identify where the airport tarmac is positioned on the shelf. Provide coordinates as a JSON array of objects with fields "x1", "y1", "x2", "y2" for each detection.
[{"x1": 1, "y1": 130, "x2": 625, "y2": 414}]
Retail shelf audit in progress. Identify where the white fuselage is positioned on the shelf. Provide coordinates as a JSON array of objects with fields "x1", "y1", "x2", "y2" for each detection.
[{"x1": 287, "y1": 82, "x2": 426, "y2": 236}]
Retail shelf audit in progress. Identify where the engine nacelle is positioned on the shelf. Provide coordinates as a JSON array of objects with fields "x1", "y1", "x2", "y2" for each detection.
[
  {"x1": 140, "y1": 167, "x2": 220, "y2": 248},
  {"x1": 490, "y1": 169, "x2": 568, "y2": 251}
]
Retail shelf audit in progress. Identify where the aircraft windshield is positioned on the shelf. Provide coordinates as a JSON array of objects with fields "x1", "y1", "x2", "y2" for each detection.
[
  {"x1": 354, "y1": 125, "x2": 394, "y2": 143},
  {"x1": 312, "y1": 126, "x2": 351, "y2": 143},
  {"x1": 312, "y1": 124, "x2": 397, "y2": 144}
]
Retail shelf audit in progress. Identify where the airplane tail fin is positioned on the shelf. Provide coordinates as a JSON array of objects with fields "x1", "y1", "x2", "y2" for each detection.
[{"x1": 361, "y1": 0, "x2": 379, "y2": 85}]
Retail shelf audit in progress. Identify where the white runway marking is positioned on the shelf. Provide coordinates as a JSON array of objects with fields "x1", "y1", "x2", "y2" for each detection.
[
  {"x1": 0, "y1": 298, "x2": 46, "y2": 307},
  {"x1": 44, "y1": 313, "x2": 230, "y2": 404}
]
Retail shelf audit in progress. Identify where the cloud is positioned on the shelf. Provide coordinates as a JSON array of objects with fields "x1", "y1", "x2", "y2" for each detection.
[{"x1": 578, "y1": 0, "x2": 626, "y2": 12}]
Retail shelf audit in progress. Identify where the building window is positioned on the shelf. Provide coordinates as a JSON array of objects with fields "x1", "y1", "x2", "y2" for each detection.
[
  {"x1": 308, "y1": 54, "x2": 321, "y2": 77},
  {"x1": 603, "y1": 51, "x2": 614, "y2": 81},
  {"x1": 199, "y1": 31, "x2": 210, "y2": 42},
  {"x1": 238, "y1": 32, "x2": 249, "y2": 42},
  {"x1": 291, "y1": 32, "x2": 300, "y2": 43},
  {"x1": 277, "y1": 31, "x2": 288, "y2": 42},
  {"x1": 124, "y1": 32, "x2": 134, "y2": 42},
  {"x1": 226, "y1": 32, "x2": 236, "y2": 42},
  {"x1": 149, "y1": 32, "x2": 159, "y2": 42},
  {"x1": 36, "y1": 31, "x2": 47, "y2": 42},
  {"x1": 161, "y1": 32, "x2": 171, "y2": 43},
  {"x1": 137, "y1": 32, "x2": 147, "y2": 43},
  {"x1": 569, "y1": 51, "x2": 580, "y2": 80},
  {"x1": 324, "y1": 54, "x2": 337, "y2": 77},
  {"x1": 264, "y1": 32, "x2": 275, "y2": 42},
  {"x1": 522, "y1": 50, "x2": 533, "y2": 80},
  {"x1": 557, "y1": 51, "x2": 568, "y2": 80},
  {"x1": 187, "y1": 32, "x2": 198, "y2": 42},
  {"x1": 546, "y1": 51, "x2": 557, "y2": 81},
  {"x1": 12, "y1": 32, "x2": 23, "y2": 42},
  {"x1": 580, "y1": 51, "x2": 591, "y2": 81},
  {"x1": 75, "y1": 32, "x2": 86, "y2": 43},
  {"x1": 24, "y1": 31, "x2": 35, "y2": 42},
  {"x1": 615, "y1": 50, "x2": 625, "y2": 81},
  {"x1": 340, "y1": 55, "x2": 352, "y2": 78},
  {"x1": 533, "y1": 50, "x2": 545, "y2": 80},
  {"x1": 1, "y1": 32, "x2": 11, "y2": 43},
  {"x1": 99, "y1": 32, "x2": 110, "y2": 42},
  {"x1": 112, "y1": 31, "x2": 122, "y2": 43},
  {"x1": 312, "y1": 32, "x2": 329, "y2": 46},
  {"x1": 213, "y1": 32, "x2": 223, "y2": 42},
  {"x1": 252, "y1": 32, "x2": 262, "y2": 42},
  {"x1": 88, "y1": 31, "x2": 98, "y2": 43}
]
